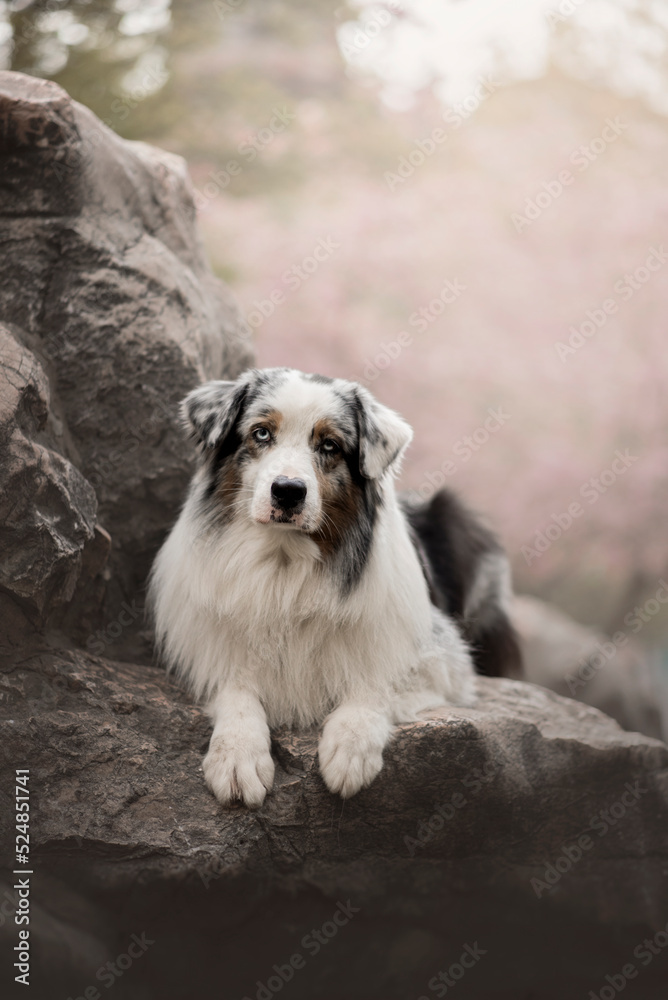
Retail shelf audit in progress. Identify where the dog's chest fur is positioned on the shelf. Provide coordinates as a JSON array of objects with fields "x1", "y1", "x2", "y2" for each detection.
[{"x1": 173, "y1": 488, "x2": 431, "y2": 727}]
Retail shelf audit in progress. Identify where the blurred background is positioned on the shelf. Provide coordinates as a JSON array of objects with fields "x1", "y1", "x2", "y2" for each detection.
[{"x1": 2, "y1": 0, "x2": 667, "y2": 726}]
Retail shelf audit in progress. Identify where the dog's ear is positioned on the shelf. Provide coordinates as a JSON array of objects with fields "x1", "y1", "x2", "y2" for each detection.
[
  {"x1": 354, "y1": 385, "x2": 413, "y2": 479},
  {"x1": 181, "y1": 375, "x2": 251, "y2": 450}
]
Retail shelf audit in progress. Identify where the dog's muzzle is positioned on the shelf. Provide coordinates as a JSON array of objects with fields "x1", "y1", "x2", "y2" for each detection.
[{"x1": 270, "y1": 476, "x2": 307, "y2": 511}]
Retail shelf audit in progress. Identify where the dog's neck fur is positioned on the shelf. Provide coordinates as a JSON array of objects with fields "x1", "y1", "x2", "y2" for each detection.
[{"x1": 184, "y1": 470, "x2": 398, "y2": 628}]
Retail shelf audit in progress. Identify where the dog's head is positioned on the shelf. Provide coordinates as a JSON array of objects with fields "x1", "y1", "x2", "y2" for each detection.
[{"x1": 182, "y1": 368, "x2": 412, "y2": 540}]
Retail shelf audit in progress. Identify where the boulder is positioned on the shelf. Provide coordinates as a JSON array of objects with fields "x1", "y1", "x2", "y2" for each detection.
[
  {"x1": 514, "y1": 594, "x2": 666, "y2": 739},
  {"x1": 0, "y1": 323, "x2": 107, "y2": 653},
  {"x1": 1, "y1": 647, "x2": 667, "y2": 999},
  {"x1": 0, "y1": 70, "x2": 252, "y2": 661}
]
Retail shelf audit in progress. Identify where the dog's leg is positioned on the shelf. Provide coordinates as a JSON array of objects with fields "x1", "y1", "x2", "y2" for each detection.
[
  {"x1": 318, "y1": 702, "x2": 392, "y2": 798},
  {"x1": 203, "y1": 687, "x2": 275, "y2": 808}
]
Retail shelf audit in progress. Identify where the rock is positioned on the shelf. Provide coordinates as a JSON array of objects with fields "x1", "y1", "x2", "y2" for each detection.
[
  {"x1": 514, "y1": 594, "x2": 666, "y2": 740},
  {"x1": 0, "y1": 324, "x2": 103, "y2": 653},
  {"x1": 0, "y1": 71, "x2": 252, "y2": 661},
  {"x1": 1, "y1": 647, "x2": 667, "y2": 999}
]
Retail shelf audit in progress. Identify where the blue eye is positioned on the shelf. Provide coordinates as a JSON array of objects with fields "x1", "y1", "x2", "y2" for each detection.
[
  {"x1": 252, "y1": 427, "x2": 271, "y2": 443},
  {"x1": 321, "y1": 438, "x2": 340, "y2": 454}
]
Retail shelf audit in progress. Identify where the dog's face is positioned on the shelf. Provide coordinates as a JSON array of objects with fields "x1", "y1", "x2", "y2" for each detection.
[{"x1": 183, "y1": 368, "x2": 412, "y2": 546}]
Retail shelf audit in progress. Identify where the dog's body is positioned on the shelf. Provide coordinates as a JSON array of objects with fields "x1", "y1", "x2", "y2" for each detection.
[{"x1": 149, "y1": 368, "x2": 520, "y2": 806}]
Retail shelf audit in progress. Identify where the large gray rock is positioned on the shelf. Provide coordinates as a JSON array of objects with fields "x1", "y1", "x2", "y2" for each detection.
[
  {"x1": 1, "y1": 647, "x2": 667, "y2": 999},
  {"x1": 0, "y1": 324, "x2": 107, "y2": 655},
  {"x1": 0, "y1": 71, "x2": 252, "y2": 660}
]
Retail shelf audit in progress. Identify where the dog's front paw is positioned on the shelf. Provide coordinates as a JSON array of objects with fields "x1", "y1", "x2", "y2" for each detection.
[
  {"x1": 203, "y1": 732, "x2": 275, "y2": 809},
  {"x1": 318, "y1": 710, "x2": 389, "y2": 798}
]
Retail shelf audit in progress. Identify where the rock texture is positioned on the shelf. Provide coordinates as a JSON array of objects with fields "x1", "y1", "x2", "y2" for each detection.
[
  {"x1": 1, "y1": 648, "x2": 668, "y2": 999},
  {"x1": 514, "y1": 594, "x2": 667, "y2": 739},
  {"x1": 0, "y1": 71, "x2": 252, "y2": 661},
  {"x1": 0, "y1": 325, "x2": 98, "y2": 638},
  {"x1": 1, "y1": 71, "x2": 668, "y2": 1000}
]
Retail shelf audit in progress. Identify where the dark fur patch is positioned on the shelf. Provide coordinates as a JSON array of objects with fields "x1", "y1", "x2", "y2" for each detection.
[
  {"x1": 198, "y1": 383, "x2": 254, "y2": 518},
  {"x1": 402, "y1": 488, "x2": 523, "y2": 679},
  {"x1": 310, "y1": 465, "x2": 360, "y2": 558},
  {"x1": 461, "y1": 612, "x2": 523, "y2": 680},
  {"x1": 347, "y1": 387, "x2": 401, "y2": 478},
  {"x1": 197, "y1": 375, "x2": 292, "y2": 517},
  {"x1": 311, "y1": 417, "x2": 346, "y2": 461},
  {"x1": 211, "y1": 451, "x2": 248, "y2": 524},
  {"x1": 310, "y1": 417, "x2": 381, "y2": 594}
]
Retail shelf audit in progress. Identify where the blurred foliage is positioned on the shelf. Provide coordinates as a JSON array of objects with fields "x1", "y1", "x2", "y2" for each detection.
[
  {"x1": 7, "y1": 0, "x2": 169, "y2": 121},
  {"x1": 2, "y1": 0, "x2": 405, "y2": 196}
]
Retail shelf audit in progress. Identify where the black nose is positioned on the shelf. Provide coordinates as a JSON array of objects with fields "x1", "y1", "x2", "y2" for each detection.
[{"x1": 271, "y1": 476, "x2": 307, "y2": 510}]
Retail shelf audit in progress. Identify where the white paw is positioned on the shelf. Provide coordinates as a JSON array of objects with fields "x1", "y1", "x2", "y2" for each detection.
[
  {"x1": 203, "y1": 732, "x2": 275, "y2": 809},
  {"x1": 318, "y1": 712, "x2": 388, "y2": 798}
]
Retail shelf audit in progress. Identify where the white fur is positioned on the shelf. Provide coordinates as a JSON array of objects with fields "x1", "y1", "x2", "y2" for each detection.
[{"x1": 150, "y1": 371, "x2": 476, "y2": 806}]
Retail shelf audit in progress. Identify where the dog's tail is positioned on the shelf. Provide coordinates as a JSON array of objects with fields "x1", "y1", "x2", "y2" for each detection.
[{"x1": 402, "y1": 488, "x2": 523, "y2": 679}]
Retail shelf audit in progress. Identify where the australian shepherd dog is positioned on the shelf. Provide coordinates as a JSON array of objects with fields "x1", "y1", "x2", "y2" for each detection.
[{"x1": 149, "y1": 368, "x2": 521, "y2": 807}]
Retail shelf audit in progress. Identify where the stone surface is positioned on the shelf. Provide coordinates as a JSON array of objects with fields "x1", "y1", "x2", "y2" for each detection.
[
  {"x1": 1, "y1": 646, "x2": 668, "y2": 999},
  {"x1": 0, "y1": 71, "x2": 252, "y2": 661},
  {"x1": 514, "y1": 594, "x2": 667, "y2": 739},
  {"x1": 0, "y1": 324, "x2": 105, "y2": 648}
]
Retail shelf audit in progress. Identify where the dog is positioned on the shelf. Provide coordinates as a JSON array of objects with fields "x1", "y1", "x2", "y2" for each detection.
[{"x1": 149, "y1": 367, "x2": 521, "y2": 806}]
